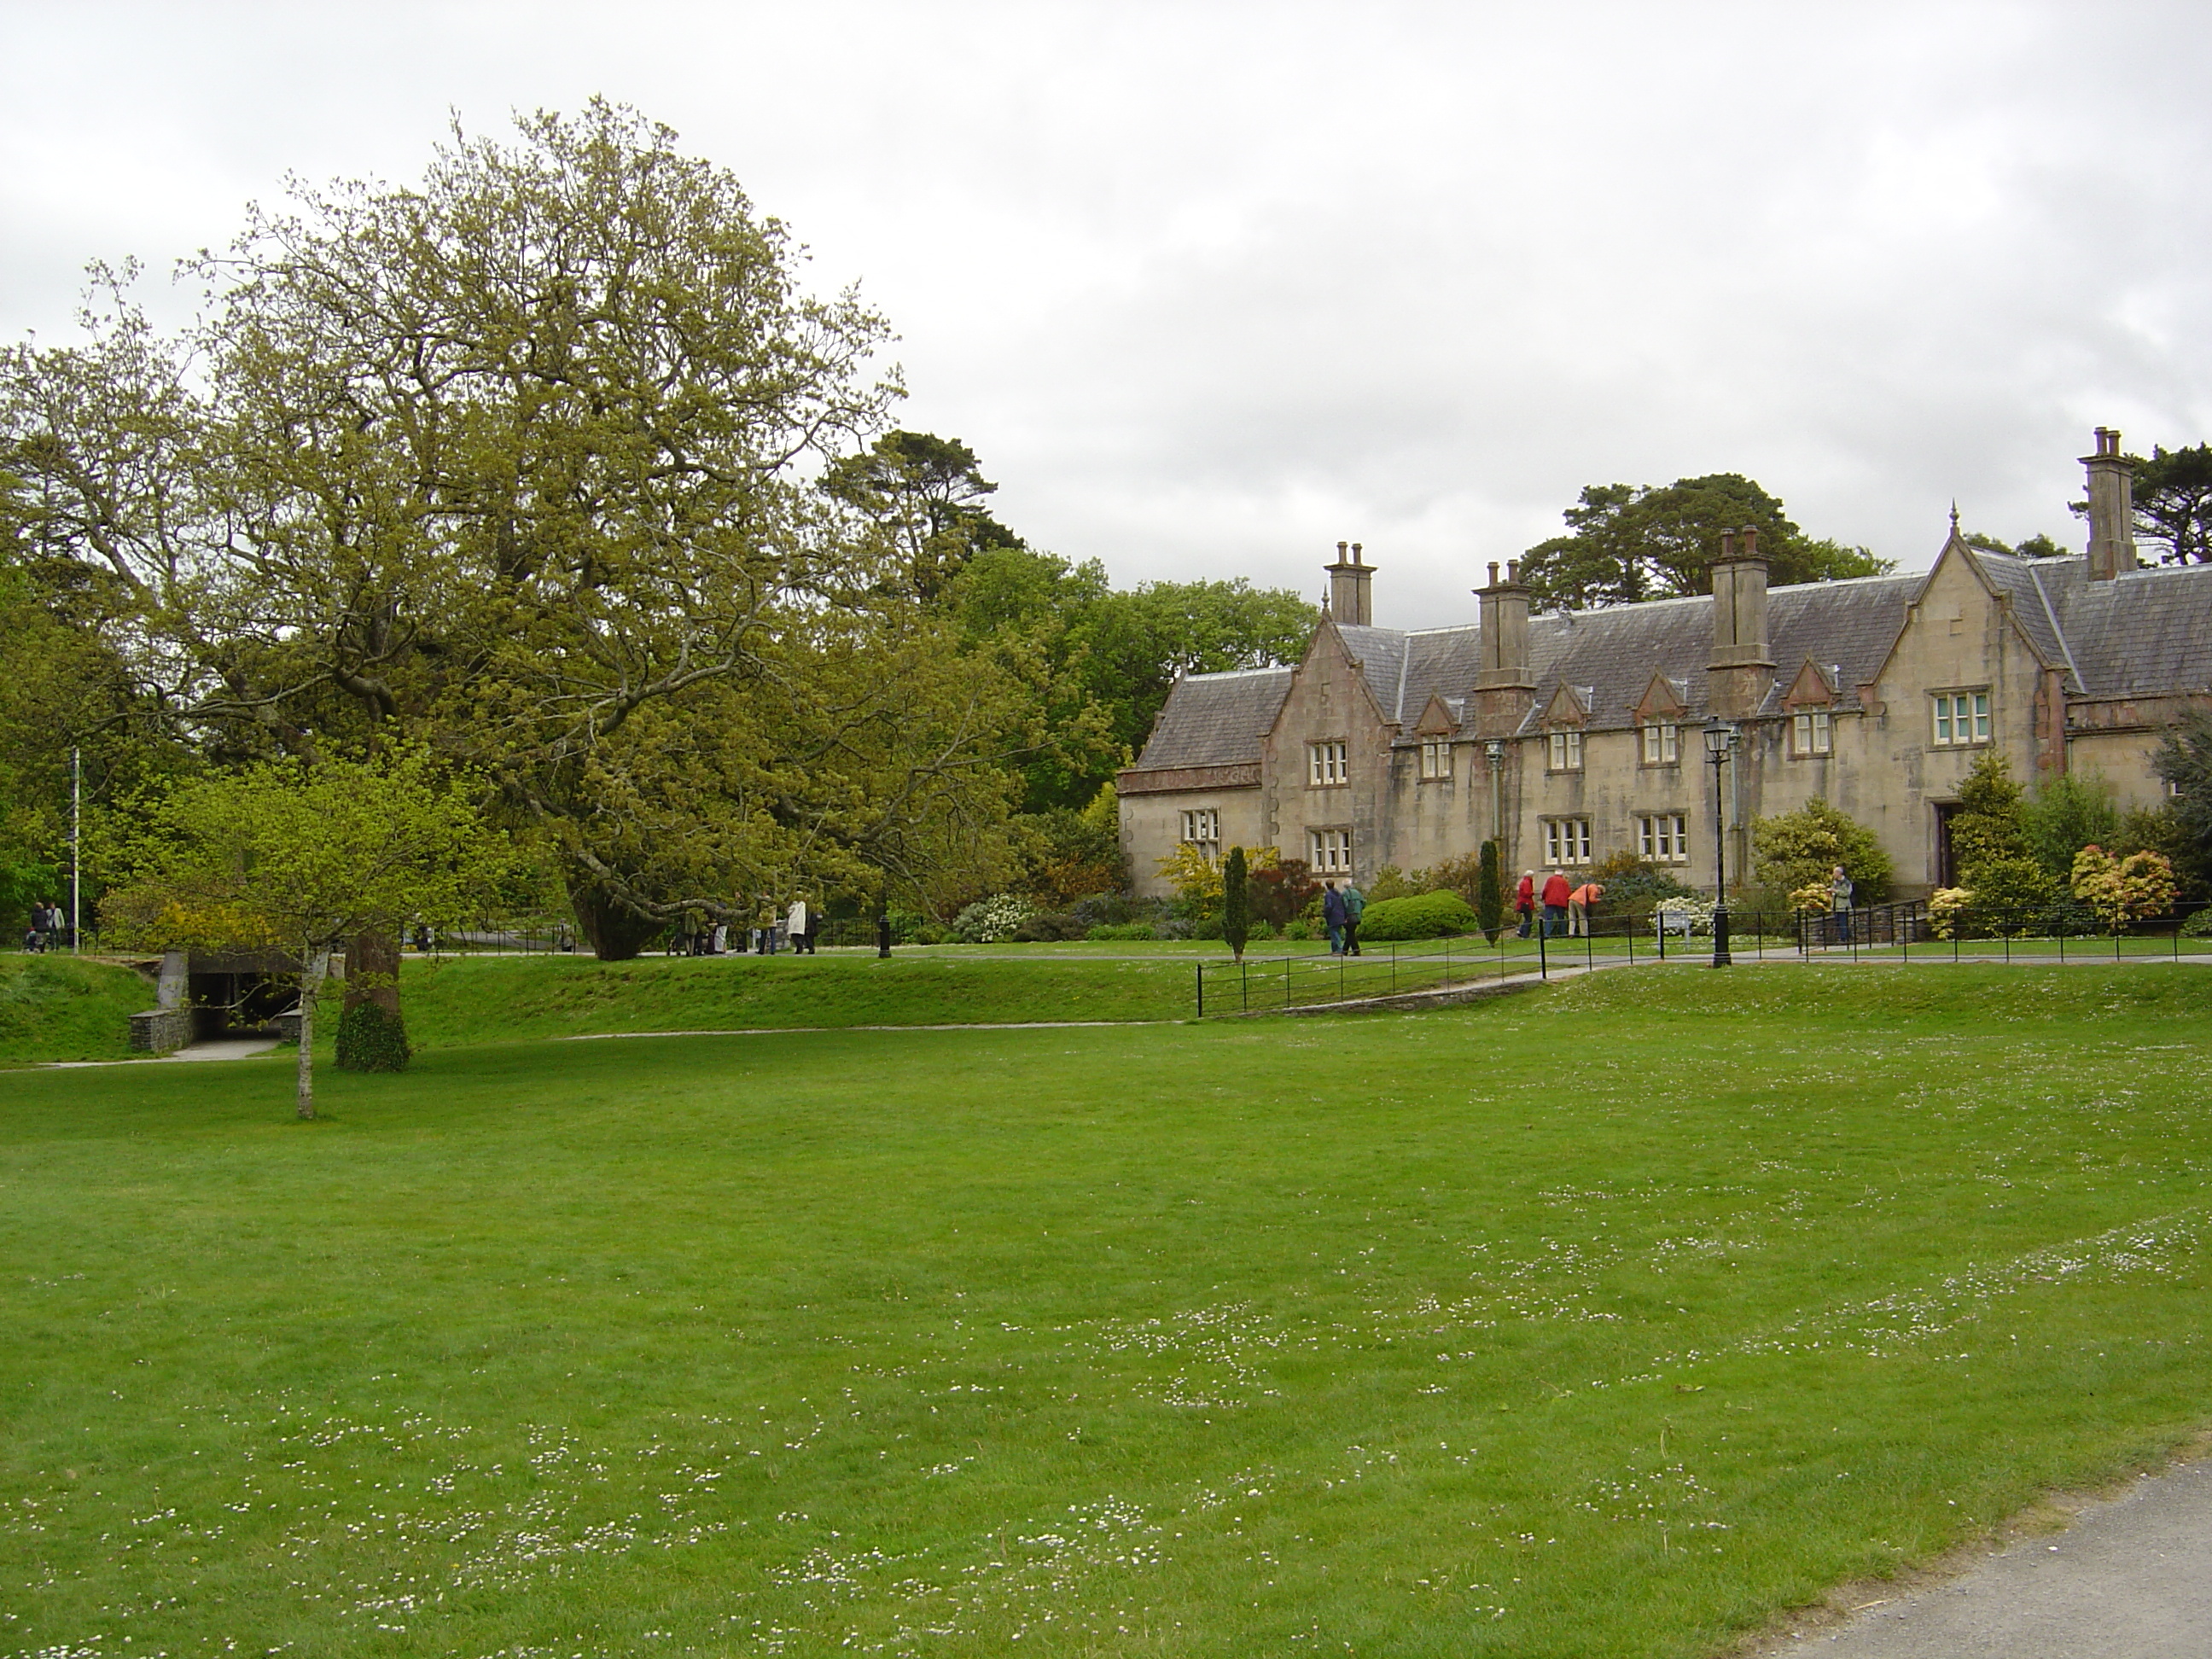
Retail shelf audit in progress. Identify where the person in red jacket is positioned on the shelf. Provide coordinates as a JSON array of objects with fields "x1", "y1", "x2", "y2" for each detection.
[
  {"x1": 1513, "y1": 870, "x2": 1536, "y2": 939},
  {"x1": 1540, "y1": 870, "x2": 1573, "y2": 938}
]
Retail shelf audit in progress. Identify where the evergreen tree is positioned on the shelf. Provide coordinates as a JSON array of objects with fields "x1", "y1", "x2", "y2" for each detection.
[
  {"x1": 1221, "y1": 846, "x2": 1250, "y2": 963},
  {"x1": 1476, "y1": 840, "x2": 1505, "y2": 944}
]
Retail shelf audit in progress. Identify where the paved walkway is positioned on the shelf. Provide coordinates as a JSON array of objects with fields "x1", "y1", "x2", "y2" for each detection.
[
  {"x1": 42, "y1": 1037, "x2": 279, "y2": 1068},
  {"x1": 1763, "y1": 1460, "x2": 2212, "y2": 1657}
]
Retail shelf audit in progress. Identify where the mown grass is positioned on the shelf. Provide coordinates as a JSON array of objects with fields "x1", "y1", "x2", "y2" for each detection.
[
  {"x1": 397, "y1": 951, "x2": 1202, "y2": 1045},
  {"x1": 2, "y1": 964, "x2": 2209, "y2": 1658},
  {"x1": 0, "y1": 955, "x2": 151, "y2": 1065}
]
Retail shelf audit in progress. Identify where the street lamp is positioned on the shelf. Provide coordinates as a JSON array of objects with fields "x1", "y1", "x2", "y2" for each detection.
[
  {"x1": 1484, "y1": 740, "x2": 1505, "y2": 849},
  {"x1": 1702, "y1": 718, "x2": 1739, "y2": 967}
]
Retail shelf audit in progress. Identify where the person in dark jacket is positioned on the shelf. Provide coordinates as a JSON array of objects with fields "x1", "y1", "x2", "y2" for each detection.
[
  {"x1": 1541, "y1": 870, "x2": 1573, "y2": 938},
  {"x1": 1322, "y1": 880, "x2": 1348, "y2": 955},
  {"x1": 1341, "y1": 882, "x2": 1365, "y2": 956}
]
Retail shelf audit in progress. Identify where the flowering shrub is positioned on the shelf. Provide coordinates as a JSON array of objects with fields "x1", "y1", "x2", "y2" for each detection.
[
  {"x1": 951, "y1": 894, "x2": 1035, "y2": 943},
  {"x1": 1928, "y1": 887, "x2": 1972, "y2": 939},
  {"x1": 2069, "y1": 844, "x2": 2176, "y2": 923},
  {"x1": 1789, "y1": 881, "x2": 1835, "y2": 913},
  {"x1": 1654, "y1": 897, "x2": 1717, "y2": 934}
]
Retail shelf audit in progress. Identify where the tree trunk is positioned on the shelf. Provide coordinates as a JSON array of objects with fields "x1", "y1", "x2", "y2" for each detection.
[
  {"x1": 343, "y1": 929, "x2": 401, "y2": 1015},
  {"x1": 296, "y1": 948, "x2": 329, "y2": 1121},
  {"x1": 568, "y1": 881, "x2": 666, "y2": 961}
]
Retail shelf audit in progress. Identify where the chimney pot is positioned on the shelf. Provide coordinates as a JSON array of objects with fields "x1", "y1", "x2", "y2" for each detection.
[
  {"x1": 1506, "y1": 559, "x2": 1521, "y2": 583},
  {"x1": 1352, "y1": 541, "x2": 1363, "y2": 564},
  {"x1": 1336, "y1": 540, "x2": 1348, "y2": 557},
  {"x1": 1740, "y1": 525, "x2": 1759, "y2": 558},
  {"x1": 1487, "y1": 561, "x2": 1500, "y2": 586}
]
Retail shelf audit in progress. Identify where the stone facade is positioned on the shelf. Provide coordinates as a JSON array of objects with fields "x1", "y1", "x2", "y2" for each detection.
[{"x1": 1121, "y1": 432, "x2": 2212, "y2": 899}]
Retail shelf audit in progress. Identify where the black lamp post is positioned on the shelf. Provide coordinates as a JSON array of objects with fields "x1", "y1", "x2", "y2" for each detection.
[{"x1": 1703, "y1": 718, "x2": 1738, "y2": 967}]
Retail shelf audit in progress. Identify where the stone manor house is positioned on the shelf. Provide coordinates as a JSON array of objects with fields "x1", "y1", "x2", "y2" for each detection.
[{"x1": 1118, "y1": 430, "x2": 2212, "y2": 900}]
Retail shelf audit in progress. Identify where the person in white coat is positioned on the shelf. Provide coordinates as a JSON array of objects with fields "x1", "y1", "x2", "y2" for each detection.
[{"x1": 786, "y1": 895, "x2": 814, "y2": 955}]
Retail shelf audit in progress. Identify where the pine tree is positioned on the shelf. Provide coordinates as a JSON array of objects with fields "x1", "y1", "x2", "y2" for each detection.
[{"x1": 1221, "y1": 846, "x2": 1250, "y2": 963}]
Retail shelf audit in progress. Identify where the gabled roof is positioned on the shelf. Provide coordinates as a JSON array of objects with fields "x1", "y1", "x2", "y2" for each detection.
[
  {"x1": 1130, "y1": 540, "x2": 2212, "y2": 770},
  {"x1": 1129, "y1": 667, "x2": 1292, "y2": 770}
]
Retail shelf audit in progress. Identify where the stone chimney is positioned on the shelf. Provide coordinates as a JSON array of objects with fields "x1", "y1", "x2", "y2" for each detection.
[
  {"x1": 1707, "y1": 527, "x2": 1774, "y2": 719},
  {"x1": 1473, "y1": 558, "x2": 1536, "y2": 736},
  {"x1": 2082, "y1": 426, "x2": 2139, "y2": 581},
  {"x1": 1325, "y1": 540, "x2": 1373, "y2": 626}
]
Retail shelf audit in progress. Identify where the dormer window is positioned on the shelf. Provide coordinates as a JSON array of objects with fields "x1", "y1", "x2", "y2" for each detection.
[
  {"x1": 1639, "y1": 722, "x2": 1679, "y2": 765},
  {"x1": 1547, "y1": 731, "x2": 1583, "y2": 772},
  {"x1": 1790, "y1": 711, "x2": 1833, "y2": 757},
  {"x1": 1419, "y1": 738, "x2": 1452, "y2": 779}
]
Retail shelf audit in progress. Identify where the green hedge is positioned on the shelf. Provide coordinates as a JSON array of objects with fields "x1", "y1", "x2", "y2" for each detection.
[{"x1": 1358, "y1": 891, "x2": 1479, "y2": 940}]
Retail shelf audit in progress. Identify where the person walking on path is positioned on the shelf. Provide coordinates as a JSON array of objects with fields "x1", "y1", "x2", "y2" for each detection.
[
  {"x1": 1830, "y1": 863, "x2": 1854, "y2": 946},
  {"x1": 1341, "y1": 881, "x2": 1365, "y2": 956},
  {"x1": 1568, "y1": 880, "x2": 1604, "y2": 936},
  {"x1": 1541, "y1": 870, "x2": 1573, "y2": 938},
  {"x1": 786, "y1": 894, "x2": 815, "y2": 955},
  {"x1": 1514, "y1": 870, "x2": 1536, "y2": 939},
  {"x1": 1322, "y1": 880, "x2": 1348, "y2": 956}
]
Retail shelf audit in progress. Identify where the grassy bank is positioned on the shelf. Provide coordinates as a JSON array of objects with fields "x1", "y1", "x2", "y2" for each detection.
[
  {"x1": 397, "y1": 949, "x2": 1202, "y2": 1045},
  {"x1": 0, "y1": 954, "x2": 151, "y2": 1065},
  {"x1": 3, "y1": 965, "x2": 2210, "y2": 1657}
]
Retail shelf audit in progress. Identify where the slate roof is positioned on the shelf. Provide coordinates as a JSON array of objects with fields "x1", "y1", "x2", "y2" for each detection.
[
  {"x1": 2017, "y1": 555, "x2": 2212, "y2": 698},
  {"x1": 1129, "y1": 548, "x2": 2212, "y2": 770},
  {"x1": 1130, "y1": 666, "x2": 1292, "y2": 769}
]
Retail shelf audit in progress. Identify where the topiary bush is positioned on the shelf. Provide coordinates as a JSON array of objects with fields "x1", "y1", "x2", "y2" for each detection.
[
  {"x1": 334, "y1": 999, "x2": 411, "y2": 1073},
  {"x1": 1358, "y1": 890, "x2": 1480, "y2": 940}
]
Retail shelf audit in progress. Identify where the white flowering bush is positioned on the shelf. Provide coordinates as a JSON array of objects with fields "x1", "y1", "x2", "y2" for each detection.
[
  {"x1": 951, "y1": 894, "x2": 1035, "y2": 944},
  {"x1": 1653, "y1": 897, "x2": 1717, "y2": 934}
]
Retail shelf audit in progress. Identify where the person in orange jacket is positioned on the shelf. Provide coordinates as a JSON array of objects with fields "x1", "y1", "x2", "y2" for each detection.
[
  {"x1": 1540, "y1": 870, "x2": 1573, "y2": 937},
  {"x1": 1568, "y1": 879, "x2": 1604, "y2": 936},
  {"x1": 1514, "y1": 870, "x2": 1536, "y2": 938}
]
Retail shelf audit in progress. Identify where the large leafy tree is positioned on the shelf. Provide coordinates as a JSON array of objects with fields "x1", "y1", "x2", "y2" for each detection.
[
  {"x1": 1520, "y1": 474, "x2": 1891, "y2": 611},
  {"x1": 3, "y1": 102, "x2": 1021, "y2": 956}
]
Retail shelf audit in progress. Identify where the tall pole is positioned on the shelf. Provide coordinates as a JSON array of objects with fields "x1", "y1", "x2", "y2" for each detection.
[
  {"x1": 1707, "y1": 727, "x2": 1732, "y2": 968},
  {"x1": 70, "y1": 747, "x2": 81, "y2": 955}
]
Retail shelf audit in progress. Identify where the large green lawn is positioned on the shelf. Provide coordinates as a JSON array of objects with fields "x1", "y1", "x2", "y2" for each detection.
[{"x1": 3, "y1": 964, "x2": 2209, "y2": 1657}]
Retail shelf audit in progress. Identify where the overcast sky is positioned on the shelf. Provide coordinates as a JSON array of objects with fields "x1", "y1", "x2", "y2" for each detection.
[{"x1": 5, "y1": 2, "x2": 2209, "y2": 626}]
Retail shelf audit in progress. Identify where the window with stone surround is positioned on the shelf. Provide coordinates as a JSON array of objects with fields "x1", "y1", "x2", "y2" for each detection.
[
  {"x1": 1931, "y1": 690, "x2": 1990, "y2": 747},
  {"x1": 1543, "y1": 818, "x2": 1592, "y2": 865},
  {"x1": 1418, "y1": 738, "x2": 1452, "y2": 779},
  {"x1": 1790, "y1": 710, "x2": 1834, "y2": 757},
  {"x1": 1637, "y1": 812, "x2": 1688, "y2": 863},
  {"x1": 1307, "y1": 740, "x2": 1348, "y2": 786},
  {"x1": 1179, "y1": 809, "x2": 1220, "y2": 857},
  {"x1": 1308, "y1": 828, "x2": 1353, "y2": 873},
  {"x1": 1546, "y1": 731, "x2": 1583, "y2": 772},
  {"x1": 1639, "y1": 722, "x2": 1679, "y2": 765}
]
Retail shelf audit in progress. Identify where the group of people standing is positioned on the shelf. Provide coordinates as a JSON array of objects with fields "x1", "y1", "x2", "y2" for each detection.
[
  {"x1": 1513, "y1": 870, "x2": 1606, "y2": 938},
  {"x1": 671, "y1": 894, "x2": 819, "y2": 956}
]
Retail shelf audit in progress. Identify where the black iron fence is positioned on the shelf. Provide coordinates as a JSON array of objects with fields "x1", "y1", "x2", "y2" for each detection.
[{"x1": 1798, "y1": 899, "x2": 2211, "y2": 962}]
